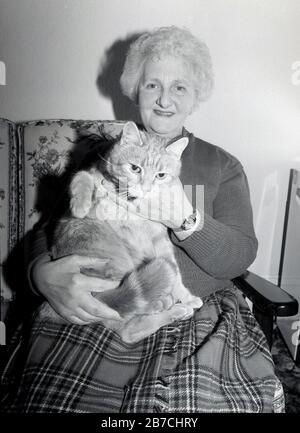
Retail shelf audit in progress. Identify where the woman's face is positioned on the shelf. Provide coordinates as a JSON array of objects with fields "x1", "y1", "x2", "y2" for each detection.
[{"x1": 138, "y1": 55, "x2": 196, "y2": 139}]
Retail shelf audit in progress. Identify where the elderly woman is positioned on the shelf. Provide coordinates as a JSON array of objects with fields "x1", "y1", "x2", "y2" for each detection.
[{"x1": 1, "y1": 26, "x2": 284, "y2": 413}]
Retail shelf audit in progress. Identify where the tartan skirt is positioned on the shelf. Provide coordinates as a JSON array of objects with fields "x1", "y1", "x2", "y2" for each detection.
[{"x1": 0, "y1": 286, "x2": 285, "y2": 413}]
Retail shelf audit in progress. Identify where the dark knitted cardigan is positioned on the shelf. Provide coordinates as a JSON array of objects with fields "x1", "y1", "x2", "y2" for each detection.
[
  {"x1": 28, "y1": 132, "x2": 258, "y2": 300},
  {"x1": 170, "y1": 133, "x2": 258, "y2": 298}
]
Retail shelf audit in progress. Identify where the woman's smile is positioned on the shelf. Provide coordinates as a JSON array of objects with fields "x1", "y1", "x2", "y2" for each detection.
[{"x1": 153, "y1": 109, "x2": 175, "y2": 117}]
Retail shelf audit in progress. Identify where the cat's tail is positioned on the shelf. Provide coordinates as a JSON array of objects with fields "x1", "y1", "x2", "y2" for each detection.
[{"x1": 94, "y1": 257, "x2": 177, "y2": 317}]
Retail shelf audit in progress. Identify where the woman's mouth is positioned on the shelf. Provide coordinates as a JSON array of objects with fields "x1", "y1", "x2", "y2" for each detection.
[{"x1": 153, "y1": 109, "x2": 174, "y2": 117}]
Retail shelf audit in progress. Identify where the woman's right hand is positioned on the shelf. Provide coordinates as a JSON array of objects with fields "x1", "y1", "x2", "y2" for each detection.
[{"x1": 31, "y1": 254, "x2": 122, "y2": 325}]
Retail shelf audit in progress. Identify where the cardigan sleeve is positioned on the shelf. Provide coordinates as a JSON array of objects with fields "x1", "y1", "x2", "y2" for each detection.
[{"x1": 170, "y1": 155, "x2": 258, "y2": 280}]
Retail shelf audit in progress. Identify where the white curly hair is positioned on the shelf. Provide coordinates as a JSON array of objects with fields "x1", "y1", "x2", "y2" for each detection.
[{"x1": 120, "y1": 26, "x2": 214, "y2": 108}]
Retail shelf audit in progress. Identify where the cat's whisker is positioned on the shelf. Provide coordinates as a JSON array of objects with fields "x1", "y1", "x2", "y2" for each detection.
[{"x1": 98, "y1": 154, "x2": 113, "y2": 166}]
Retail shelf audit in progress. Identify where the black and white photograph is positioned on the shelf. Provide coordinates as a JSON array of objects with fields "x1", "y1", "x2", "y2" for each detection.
[{"x1": 0, "y1": 0, "x2": 300, "y2": 419}]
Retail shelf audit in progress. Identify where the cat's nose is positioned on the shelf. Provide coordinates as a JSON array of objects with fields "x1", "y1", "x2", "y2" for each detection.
[{"x1": 142, "y1": 184, "x2": 152, "y2": 194}]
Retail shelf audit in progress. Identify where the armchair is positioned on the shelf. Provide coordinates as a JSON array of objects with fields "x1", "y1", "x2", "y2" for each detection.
[
  {"x1": 234, "y1": 271, "x2": 298, "y2": 349},
  {"x1": 0, "y1": 118, "x2": 298, "y2": 350}
]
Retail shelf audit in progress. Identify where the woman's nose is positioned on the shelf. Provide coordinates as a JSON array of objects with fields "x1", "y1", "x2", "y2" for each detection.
[{"x1": 157, "y1": 89, "x2": 172, "y2": 108}]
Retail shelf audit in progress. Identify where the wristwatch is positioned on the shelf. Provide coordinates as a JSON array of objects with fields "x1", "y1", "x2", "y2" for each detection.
[{"x1": 174, "y1": 210, "x2": 198, "y2": 232}]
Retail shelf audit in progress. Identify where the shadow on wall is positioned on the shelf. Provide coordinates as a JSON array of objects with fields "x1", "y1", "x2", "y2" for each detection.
[{"x1": 96, "y1": 32, "x2": 144, "y2": 123}]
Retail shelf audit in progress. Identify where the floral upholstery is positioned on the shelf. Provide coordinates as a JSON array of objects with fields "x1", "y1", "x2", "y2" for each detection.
[
  {"x1": 0, "y1": 119, "x2": 18, "y2": 302},
  {"x1": 0, "y1": 118, "x2": 125, "y2": 302}
]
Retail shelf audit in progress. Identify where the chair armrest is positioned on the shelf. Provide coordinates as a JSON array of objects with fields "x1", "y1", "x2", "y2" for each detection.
[{"x1": 233, "y1": 271, "x2": 298, "y2": 317}]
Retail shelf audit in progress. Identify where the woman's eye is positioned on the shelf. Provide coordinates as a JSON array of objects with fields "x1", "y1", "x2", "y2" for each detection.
[
  {"x1": 174, "y1": 85, "x2": 186, "y2": 94},
  {"x1": 145, "y1": 83, "x2": 158, "y2": 90},
  {"x1": 130, "y1": 164, "x2": 141, "y2": 173}
]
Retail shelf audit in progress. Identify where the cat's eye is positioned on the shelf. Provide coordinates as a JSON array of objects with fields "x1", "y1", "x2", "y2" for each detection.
[
  {"x1": 156, "y1": 173, "x2": 167, "y2": 180},
  {"x1": 130, "y1": 164, "x2": 142, "y2": 173}
]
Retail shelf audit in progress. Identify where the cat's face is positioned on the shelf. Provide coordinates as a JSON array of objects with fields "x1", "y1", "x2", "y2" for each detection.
[{"x1": 105, "y1": 122, "x2": 189, "y2": 200}]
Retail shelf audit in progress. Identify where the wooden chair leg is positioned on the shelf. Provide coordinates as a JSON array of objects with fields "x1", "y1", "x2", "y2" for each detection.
[{"x1": 253, "y1": 305, "x2": 275, "y2": 349}]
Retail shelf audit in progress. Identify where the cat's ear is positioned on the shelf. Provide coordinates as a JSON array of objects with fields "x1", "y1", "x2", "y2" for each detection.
[
  {"x1": 166, "y1": 137, "x2": 189, "y2": 160},
  {"x1": 120, "y1": 121, "x2": 143, "y2": 146}
]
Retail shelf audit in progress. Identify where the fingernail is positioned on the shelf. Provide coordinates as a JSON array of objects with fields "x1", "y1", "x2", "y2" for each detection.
[{"x1": 101, "y1": 311, "x2": 120, "y2": 319}]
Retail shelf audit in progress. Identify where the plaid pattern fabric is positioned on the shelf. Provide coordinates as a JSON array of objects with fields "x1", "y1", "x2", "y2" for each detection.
[{"x1": 0, "y1": 286, "x2": 284, "y2": 413}]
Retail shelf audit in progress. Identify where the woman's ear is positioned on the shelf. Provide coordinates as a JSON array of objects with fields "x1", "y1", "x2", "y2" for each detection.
[
  {"x1": 121, "y1": 121, "x2": 143, "y2": 146},
  {"x1": 166, "y1": 137, "x2": 189, "y2": 159}
]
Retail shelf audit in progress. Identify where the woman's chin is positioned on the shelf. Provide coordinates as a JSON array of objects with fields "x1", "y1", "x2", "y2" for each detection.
[{"x1": 148, "y1": 123, "x2": 182, "y2": 138}]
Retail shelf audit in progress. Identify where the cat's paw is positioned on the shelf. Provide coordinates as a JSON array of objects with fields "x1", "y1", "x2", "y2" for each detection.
[
  {"x1": 119, "y1": 304, "x2": 193, "y2": 343},
  {"x1": 70, "y1": 171, "x2": 94, "y2": 218},
  {"x1": 170, "y1": 296, "x2": 203, "y2": 322},
  {"x1": 185, "y1": 296, "x2": 203, "y2": 310},
  {"x1": 70, "y1": 196, "x2": 92, "y2": 218},
  {"x1": 148, "y1": 293, "x2": 175, "y2": 312},
  {"x1": 168, "y1": 304, "x2": 193, "y2": 322}
]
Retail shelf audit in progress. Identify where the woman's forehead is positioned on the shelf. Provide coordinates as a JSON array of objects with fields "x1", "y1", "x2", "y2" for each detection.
[{"x1": 142, "y1": 55, "x2": 194, "y2": 83}]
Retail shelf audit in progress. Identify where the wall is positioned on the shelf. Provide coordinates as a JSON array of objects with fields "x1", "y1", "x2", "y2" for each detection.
[{"x1": 1, "y1": 0, "x2": 300, "y2": 283}]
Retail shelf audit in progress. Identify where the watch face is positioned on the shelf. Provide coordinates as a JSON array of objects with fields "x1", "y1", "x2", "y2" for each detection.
[
  {"x1": 182, "y1": 212, "x2": 197, "y2": 230},
  {"x1": 182, "y1": 220, "x2": 190, "y2": 230}
]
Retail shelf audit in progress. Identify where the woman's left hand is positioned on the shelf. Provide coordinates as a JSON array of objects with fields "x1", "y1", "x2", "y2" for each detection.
[{"x1": 112, "y1": 178, "x2": 194, "y2": 230}]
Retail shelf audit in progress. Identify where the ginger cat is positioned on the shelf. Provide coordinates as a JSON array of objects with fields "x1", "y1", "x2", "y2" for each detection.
[{"x1": 39, "y1": 122, "x2": 202, "y2": 343}]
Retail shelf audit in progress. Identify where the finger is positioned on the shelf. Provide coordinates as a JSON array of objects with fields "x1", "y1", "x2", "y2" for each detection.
[
  {"x1": 77, "y1": 307, "x2": 121, "y2": 324},
  {"x1": 56, "y1": 305, "x2": 105, "y2": 325},
  {"x1": 75, "y1": 274, "x2": 121, "y2": 292},
  {"x1": 68, "y1": 315, "x2": 91, "y2": 325},
  {"x1": 76, "y1": 307, "x2": 106, "y2": 322},
  {"x1": 82, "y1": 295, "x2": 121, "y2": 320},
  {"x1": 75, "y1": 256, "x2": 110, "y2": 268},
  {"x1": 57, "y1": 255, "x2": 109, "y2": 272}
]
